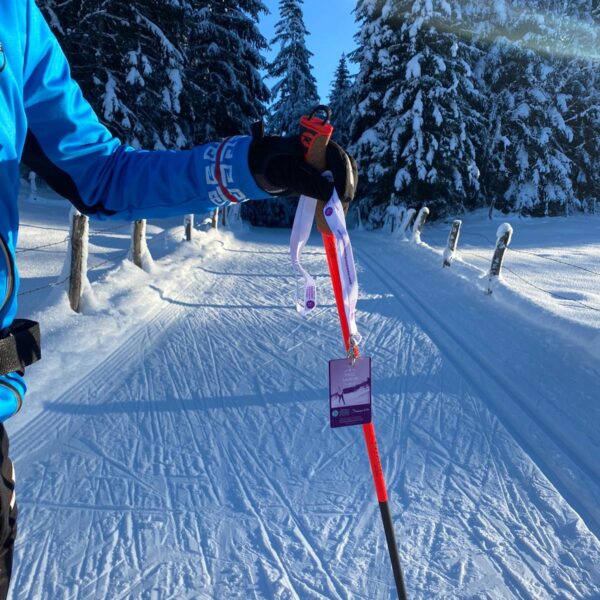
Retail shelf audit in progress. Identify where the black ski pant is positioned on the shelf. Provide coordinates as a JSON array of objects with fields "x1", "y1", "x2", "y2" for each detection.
[{"x1": 0, "y1": 425, "x2": 16, "y2": 599}]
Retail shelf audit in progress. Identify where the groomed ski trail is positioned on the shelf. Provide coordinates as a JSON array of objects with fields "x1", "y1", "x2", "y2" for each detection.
[
  {"x1": 356, "y1": 238, "x2": 600, "y2": 533},
  {"x1": 8, "y1": 228, "x2": 600, "y2": 599}
]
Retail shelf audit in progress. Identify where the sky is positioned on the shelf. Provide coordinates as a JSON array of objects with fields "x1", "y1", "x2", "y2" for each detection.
[{"x1": 260, "y1": 0, "x2": 358, "y2": 103}]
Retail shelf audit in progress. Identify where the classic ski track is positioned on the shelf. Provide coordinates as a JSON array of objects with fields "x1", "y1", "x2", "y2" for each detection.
[
  {"x1": 356, "y1": 244, "x2": 600, "y2": 535},
  {"x1": 9, "y1": 273, "x2": 200, "y2": 462}
]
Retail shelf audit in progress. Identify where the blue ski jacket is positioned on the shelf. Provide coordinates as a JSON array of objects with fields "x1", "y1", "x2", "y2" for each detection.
[{"x1": 0, "y1": 0, "x2": 272, "y2": 421}]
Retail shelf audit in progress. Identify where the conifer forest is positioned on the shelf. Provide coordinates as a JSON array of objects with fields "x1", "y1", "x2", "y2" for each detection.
[{"x1": 40, "y1": 0, "x2": 600, "y2": 223}]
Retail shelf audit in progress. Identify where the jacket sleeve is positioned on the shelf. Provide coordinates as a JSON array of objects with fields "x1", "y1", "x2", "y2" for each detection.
[{"x1": 21, "y1": 0, "x2": 271, "y2": 220}]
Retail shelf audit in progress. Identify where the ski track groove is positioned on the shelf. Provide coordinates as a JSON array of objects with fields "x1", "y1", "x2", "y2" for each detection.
[
  {"x1": 355, "y1": 244, "x2": 598, "y2": 599},
  {"x1": 356, "y1": 244, "x2": 600, "y2": 535},
  {"x1": 161, "y1": 322, "x2": 222, "y2": 509},
  {"x1": 167, "y1": 269, "x2": 248, "y2": 594}
]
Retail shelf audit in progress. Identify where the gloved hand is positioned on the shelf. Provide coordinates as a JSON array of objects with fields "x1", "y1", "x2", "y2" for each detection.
[
  {"x1": 0, "y1": 373, "x2": 26, "y2": 423},
  {"x1": 248, "y1": 123, "x2": 358, "y2": 204}
]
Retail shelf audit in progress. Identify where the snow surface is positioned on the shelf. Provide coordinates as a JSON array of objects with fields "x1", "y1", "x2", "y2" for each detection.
[{"x1": 7, "y1": 190, "x2": 600, "y2": 599}]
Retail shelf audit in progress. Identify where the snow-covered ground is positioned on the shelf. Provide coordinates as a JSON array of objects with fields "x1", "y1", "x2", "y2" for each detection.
[
  {"x1": 424, "y1": 211, "x2": 600, "y2": 354},
  {"x1": 7, "y1": 189, "x2": 600, "y2": 599}
]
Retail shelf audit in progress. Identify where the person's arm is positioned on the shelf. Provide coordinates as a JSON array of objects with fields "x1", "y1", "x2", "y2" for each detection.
[{"x1": 21, "y1": 0, "x2": 270, "y2": 220}]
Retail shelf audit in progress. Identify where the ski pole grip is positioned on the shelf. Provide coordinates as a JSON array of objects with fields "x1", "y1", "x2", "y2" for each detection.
[
  {"x1": 300, "y1": 105, "x2": 333, "y2": 171},
  {"x1": 299, "y1": 106, "x2": 334, "y2": 232}
]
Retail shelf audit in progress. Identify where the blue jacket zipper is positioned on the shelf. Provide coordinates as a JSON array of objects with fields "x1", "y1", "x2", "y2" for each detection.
[{"x1": 0, "y1": 234, "x2": 14, "y2": 319}]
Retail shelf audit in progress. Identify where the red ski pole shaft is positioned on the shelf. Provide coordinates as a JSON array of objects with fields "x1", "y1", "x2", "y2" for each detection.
[
  {"x1": 321, "y1": 231, "x2": 407, "y2": 600},
  {"x1": 300, "y1": 107, "x2": 408, "y2": 600}
]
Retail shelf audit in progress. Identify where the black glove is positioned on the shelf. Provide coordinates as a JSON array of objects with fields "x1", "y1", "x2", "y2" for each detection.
[{"x1": 248, "y1": 122, "x2": 358, "y2": 204}]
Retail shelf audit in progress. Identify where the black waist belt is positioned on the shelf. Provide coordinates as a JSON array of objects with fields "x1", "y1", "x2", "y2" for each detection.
[{"x1": 0, "y1": 320, "x2": 41, "y2": 376}]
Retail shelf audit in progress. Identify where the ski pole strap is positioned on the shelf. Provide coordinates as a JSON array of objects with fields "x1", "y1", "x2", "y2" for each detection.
[
  {"x1": 322, "y1": 190, "x2": 361, "y2": 344},
  {"x1": 290, "y1": 195, "x2": 318, "y2": 316},
  {"x1": 0, "y1": 319, "x2": 41, "y2": 376}
]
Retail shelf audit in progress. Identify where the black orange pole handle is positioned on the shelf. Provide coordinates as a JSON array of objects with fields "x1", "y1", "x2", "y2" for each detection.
[{"x1": 299, "y1": 106, "x2": 334, "y2": 233}]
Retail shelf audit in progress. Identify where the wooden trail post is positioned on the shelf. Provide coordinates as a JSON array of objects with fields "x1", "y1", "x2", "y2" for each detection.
[
  {"x1": 443, "y1": 220, "x2": 462, "y2": 267},
  {"x1": 411, "y1": 207, "x2": 429, "y2": 243},
  {"x1": 399, "y1": 208, "x2": 416, "y2": 238},
  {"x1": 356, "y1": 207, "x2": 364, "y2": 231},
  {"x1": 487, "y1": 223, "x2": 513, "y2": 294},
  {"x1": 184, "y1": 214, "x2": 194, "y2": 242},
  {"x1": 132, "y1": 220, "x2": 146, "y2": 269},
  {"x1": 221, "y1": 206, "x2": 227, "y2": 228},
  {"x1": 68, "y1": 211, "x2": 88, "y2": 313}
]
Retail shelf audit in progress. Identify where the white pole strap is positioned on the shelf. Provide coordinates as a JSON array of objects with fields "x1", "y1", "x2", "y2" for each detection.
[
  {"x1": 290, "y1": 182, "x2": 361, "y2": 345},
  {"x1": 290, "y1": 195, "x2": 318, "y2": 316},
  {"x1": 322, "y1": 190, "x2": 361, "y2": 343}
]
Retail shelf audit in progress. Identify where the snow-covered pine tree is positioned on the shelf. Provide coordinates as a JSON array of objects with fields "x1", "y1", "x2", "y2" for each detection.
[
  {"x1": 39, "y1": 0, "x2": 272, "y2": 152},
  {"x1": 186, "y1": 0, "x2": 270, "y2": 143},
  {"x1": 560, "y1": 2, "x2": 600, "y2": 212},
  {"x1": 243, "y1": 0, "x2": 320, "y2": 227},
  {"x1": 328, "y1": 54, "x2": 354, "y2": 147},
  {"x1": 268, "y1": 0, "x2": 320, "y2": 134},
  {"x1": 39, "y1": 0, "x2": 189, "y2": 149},
  {"x1": 351, "y1": 0, "x2": 485, "y2": 220},
  {"x1": 131, "y1": 0, "x2": 190, "y2": 149},
  {"x1": 481, "y1": 1, "x2": 577, "y2": 216},
  {"x1": 348, "y1": 0, "x2": 389, "y2": 227}
]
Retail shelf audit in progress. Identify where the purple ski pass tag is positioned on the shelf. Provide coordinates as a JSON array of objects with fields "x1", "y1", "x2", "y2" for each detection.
[{"x1": 329, "y1": 357, "x2": 372, "y2": 428}]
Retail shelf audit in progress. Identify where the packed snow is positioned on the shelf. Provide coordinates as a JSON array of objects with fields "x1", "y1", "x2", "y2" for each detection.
[{"x1": 7, "y1": 188, "x2": 600, "y2": 599}]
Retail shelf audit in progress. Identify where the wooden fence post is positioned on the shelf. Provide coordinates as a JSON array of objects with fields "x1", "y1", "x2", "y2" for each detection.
[
  {"x1": 132, "y1": 219, "x2": 146, "y2": 269},
  {"x1": 68, "y1": 211, "x2": 89, "y2": 313},
  {"x1": 212, "y1": 208, "x2": 219, "y2": 230},
  {"x1": 396, "y1": 207, "x2": 406, "y2": 234},
  {"x1": 399, "y1": 208, "x2": 416, "y2": 239},
  {"x1": 443, "y1": 219, "x2": 462, "y2": 267},
  {"x1": 356, "y1": 207, "x2": 364, "y2": 231},
  {"x1": 411, "y1": 207, "x2": 430, "y2": 243},
  {"x1": 487, "y1": 223, "x2": 513, "y2": 294},
  {"x1": 384, "y1": 203, "x2": 403, "y2": 234},
  {"x1": 184, "y1": 214, "x2": 194, "y2": 241},
  {"x1": 221, "y1": 206, "x2": 228, "y2": 228}
]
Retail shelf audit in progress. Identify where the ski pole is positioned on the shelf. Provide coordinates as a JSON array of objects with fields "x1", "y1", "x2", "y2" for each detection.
[{"x1": 299, "y1": 106, "x2": 408, "y2": 600}]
